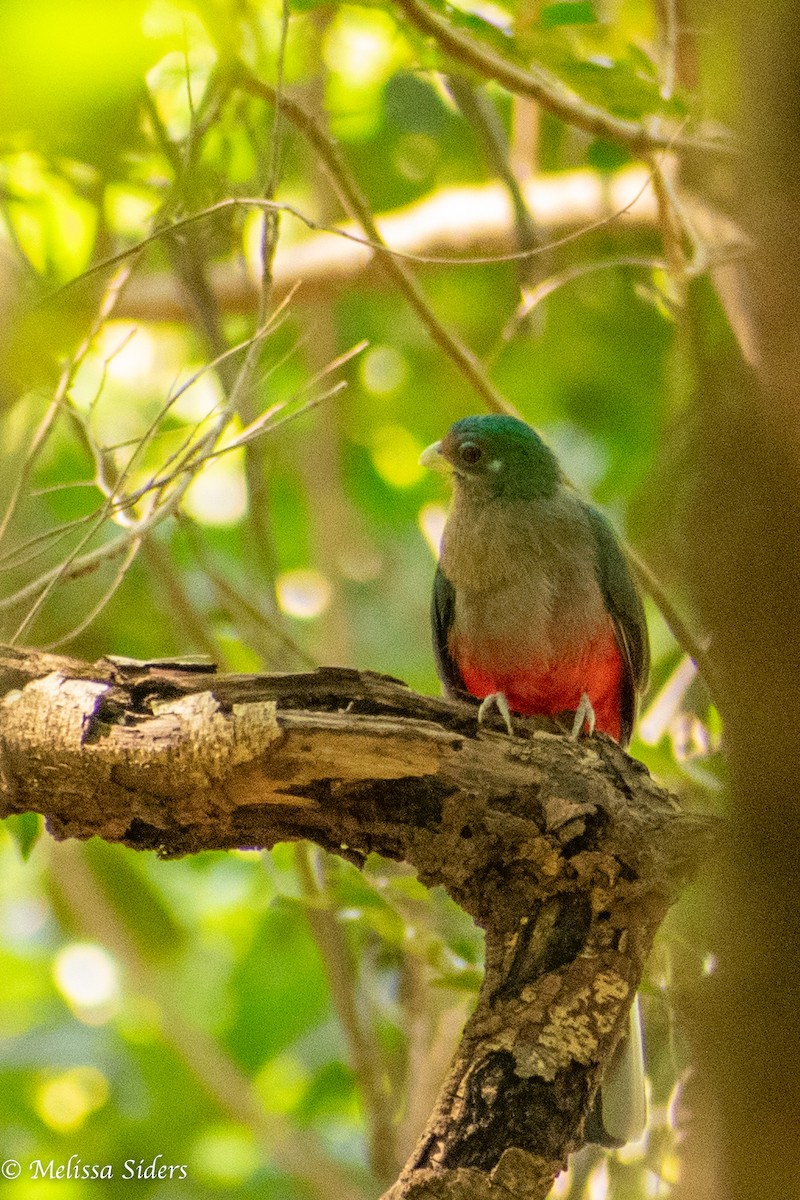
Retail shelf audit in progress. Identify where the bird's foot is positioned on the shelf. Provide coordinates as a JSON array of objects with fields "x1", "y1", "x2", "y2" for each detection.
[
  {"x1": 571, "y1": 692, "x2": 596, "y2": 739},
  {"x1": 478, "y1": 691, "x2": 515, "y2": 737}
]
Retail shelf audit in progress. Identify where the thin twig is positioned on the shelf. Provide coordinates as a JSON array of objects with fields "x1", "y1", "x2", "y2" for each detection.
[
  {"x1": 656, "y1": 0, "x2": 680, "y2": 102},
  {"x1": 0, "y1": 346, "x2": 351, "y2": 627},
  {"x1": 244, "y1": 43, "x2": 296, "y2": 603},
  {"x1": 142, "y1": 537, "x2": 227, "y2": 664},
  {"x1": 0, "y1": 510, "x2": 111, "y2": 575},
  {"x1": 446, "y1": 75, "x2": 540, "y2": 291},
  {"x1": 178, "y1": 516, "x2": 317, "y2": 670},
  {"x1": 2, "y1": 324, "x2": 274, "y2": 625},
  {"x1": 647, "y1": 153, "x2": 689, "y2": 299},
  {"x1": 42, "y1": 536, "x2": 142, "y2": 650},
  {"x1": 211, "y1": 340, "x2": 366, "y2": 460},
  {"x1": 93, "y1": 311, "x2": 288, "y2": 515},
  {"x1": 234, "y1": 63, "x2": 514, "y2": 417},
  {"x1": 256, "y1": 0, "x2": 290, "y2": 314},
  {"x1": 48, "y1": 178, "x2": 664, "y2": 297},
  {"x1": 29, "y1": 480, "x2": 98, "y2": 497},
  {"x1": 146, "y1": 67, "x2": 238, "y2": 387},
  {"x1": 0, "y1": 264, "x2": 131, "y2": 548},
  {"x1": 491, "y1": 255, "x2": 670, "y2": 357},
  {"x1": 60, "y1": 326, "x2": 140, "y2": 505},
  {"x1": 0, "y1": 356, "x2": 258, "y2": 577}
]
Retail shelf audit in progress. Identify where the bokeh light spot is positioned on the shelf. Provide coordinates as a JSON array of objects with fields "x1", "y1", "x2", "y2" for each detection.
[
  {"x1": 96, "y1": 322, "x2": 156, "y2": 385},
  {"x1": 276, "y1": 569, "x2": 331, "y2": 619},
  {"x1": 183, "y1": 447, "x2": 248, "y2": 527},
  {"x1": 54, "y1": 943, "x2": 120, "y2": 1023},
  {"x1": 191, "y1": 1124, "x2": 261, "y2": 1187},
  {"x1": 254, "y1": 1054, "x2": 309, "y2": 1114},
  {"x1": 35, "y1": 1066, "x2": 109, "y2": 1133},
  {"x1": 360, "y1": 345, "x2": 408, "y2": 396},
  {"x1": 104, "y1": 185, "x2": 159, "y2": 238},
  {"x1": 550, "y1": 1167, "x2": 571, "y2": 1197},
  {"x1": 587, "y1": 1159, "x2": 609, "y2": 1200},
  {"x1": 372, "y1": 424, "x2": 424, "y2": 488},
  {"x1": 2, "y1": 896, "x2": 49, "y2": 943},
  {"x1": 323, "y1": 9, "x2": 398, "y2": 88}
]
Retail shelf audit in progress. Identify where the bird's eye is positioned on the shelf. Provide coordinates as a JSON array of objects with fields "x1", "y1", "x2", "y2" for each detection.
[{"x1": 459, "y1": 442, "x2": 482, "y2": 465}]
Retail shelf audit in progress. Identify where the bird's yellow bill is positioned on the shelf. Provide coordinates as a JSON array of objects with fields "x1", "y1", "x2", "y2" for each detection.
[{"x1": 419, "y1": 440, "x2": 450, "y2": 472}]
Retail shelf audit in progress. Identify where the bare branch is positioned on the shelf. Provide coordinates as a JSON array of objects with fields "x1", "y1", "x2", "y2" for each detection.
[
  {"x1": 0, "y1": 648, "x2": 715, "y2": 1200},
  {"x1": 54, "y1": 169, "x2": 661, "y2": 306},
  {"x1": 1, "y1": 315, "x2": 347, "y2": 642}
]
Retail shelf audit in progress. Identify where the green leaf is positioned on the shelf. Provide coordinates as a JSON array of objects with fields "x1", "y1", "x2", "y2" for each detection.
[
  {"x1": 540, "y1": 2, "x2": 597, "y2": 28},
  {"x1": 83, "y1": 839, "x2": 188, "y2": 962},
  {"x1": 586, "y1": 137, "x2": 632, "y2": 171},
  {"x1": 432, "y1": 967, "x2": 483, "y2": 991},
  {"x1": 424, "y1": 0, "x2": 514, "y2": 49},
  {"x1": 297, "y1": 1060, "x2": 358, "y2": 1122},
  {"x1": 226, "y1": 900, "x2": 333, "y2": 1068},
  {"x1": 3, "y1": 812, "x2": 42, "y2": 860}
]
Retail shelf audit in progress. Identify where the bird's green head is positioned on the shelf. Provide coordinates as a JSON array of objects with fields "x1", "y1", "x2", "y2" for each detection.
[{"x1": 420, "y1": 415, "x2": 562, "y2": 501}]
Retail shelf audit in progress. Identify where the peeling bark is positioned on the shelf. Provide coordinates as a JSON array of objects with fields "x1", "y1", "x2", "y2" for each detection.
[{"x1": 0, "y1": 645, "x2": 714, "y2": 1200}]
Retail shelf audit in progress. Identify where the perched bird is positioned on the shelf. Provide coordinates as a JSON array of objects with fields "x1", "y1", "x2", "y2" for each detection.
[
  {"x1": 421, "y1": 413, "x2": 650, "y2": 1145},
  {"x1": 420, "y1": 414, "x2": 649, "y2": 746}
]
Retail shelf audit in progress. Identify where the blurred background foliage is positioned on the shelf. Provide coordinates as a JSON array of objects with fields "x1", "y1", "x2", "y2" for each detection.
[{"x1": 0, "y1": 0, "x2": 737, "y2": 1196}]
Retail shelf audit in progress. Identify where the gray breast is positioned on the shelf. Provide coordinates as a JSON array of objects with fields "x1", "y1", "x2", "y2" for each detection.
[{"x1": 441, "y1": 490, "x2": 608, "y2": 669}]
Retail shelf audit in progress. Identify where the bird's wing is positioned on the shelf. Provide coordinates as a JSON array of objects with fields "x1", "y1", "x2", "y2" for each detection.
[
  {"x1": 431, "y1": 563, "x2": 468, "y2": 696},
  {"x1": 585, "y1": 505, "x2": 650, "y2": 745}
]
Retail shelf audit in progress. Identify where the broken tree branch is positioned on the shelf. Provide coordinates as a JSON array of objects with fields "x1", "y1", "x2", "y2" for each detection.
[{"x1": 0, "y1": 646, "x2": 714, "y2": 1200}]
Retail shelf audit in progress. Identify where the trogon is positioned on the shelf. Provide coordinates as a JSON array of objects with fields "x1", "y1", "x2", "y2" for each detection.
[{"x1": 420, "y1": 413, "x2": 650, "y2": 1145}]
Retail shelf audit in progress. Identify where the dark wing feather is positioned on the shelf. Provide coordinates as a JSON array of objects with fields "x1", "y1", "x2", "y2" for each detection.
[
  {"x1": 585, "y1": 505, "x2": 650, "y2": 746},
  {"x1": 431, "y1": 563, "x2": 468, "y2": 697}
]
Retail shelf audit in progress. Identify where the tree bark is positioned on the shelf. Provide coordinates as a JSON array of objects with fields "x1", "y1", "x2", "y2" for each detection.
[{"x1": 0, "y1": 645, "x2": 713, "y2": 1200}]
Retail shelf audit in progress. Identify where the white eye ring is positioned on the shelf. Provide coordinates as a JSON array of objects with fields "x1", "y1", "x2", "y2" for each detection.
[{"x1": 459, "y1": 442, "x2": 482, "y2": 465}]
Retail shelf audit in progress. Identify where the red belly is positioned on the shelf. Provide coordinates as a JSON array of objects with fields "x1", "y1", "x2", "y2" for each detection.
[{"x1": 454, "y1": 625, "x2": 624, "y2": 742}]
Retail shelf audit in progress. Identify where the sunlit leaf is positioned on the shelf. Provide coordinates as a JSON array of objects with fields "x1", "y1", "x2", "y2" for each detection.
[
  {"x1": 3, "y1": 813, "x2": 42, "y2": 860},
  {"x1": 0, "y1": 0, "x2": 150, "y2": 166}
]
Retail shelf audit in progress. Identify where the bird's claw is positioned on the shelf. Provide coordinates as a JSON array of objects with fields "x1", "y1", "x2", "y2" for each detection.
[
  {"x1": 478, "y1": 691, "x2": 515, "y2": 737},
  {"x1": 571, "y1": 692, "x2": 596, "y2": 739}
]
